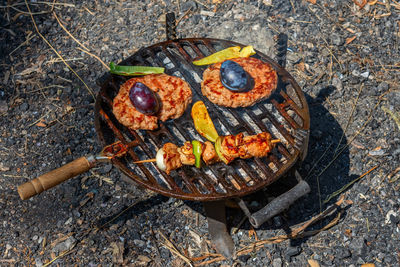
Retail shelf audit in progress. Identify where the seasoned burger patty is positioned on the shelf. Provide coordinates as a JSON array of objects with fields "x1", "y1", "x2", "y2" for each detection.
[
  {"x1": 201, "y1": 57, "x2": 277, "y2": 107},
  {"x1": 113, "y1": 74, "x2": 192, "y2": 130}
]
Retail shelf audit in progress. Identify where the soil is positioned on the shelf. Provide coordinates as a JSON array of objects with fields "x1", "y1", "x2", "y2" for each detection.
[{"x1": 0, "y1": 0, "x2": 399, "y2": 266}]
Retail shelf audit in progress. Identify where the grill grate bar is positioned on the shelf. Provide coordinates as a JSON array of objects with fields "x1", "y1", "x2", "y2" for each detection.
[
  {"x1": 98, "y1": 108, "x2": 160, "y2": 185},
  {"x1": 258, "y1": 104, "x2": 295, "y2": 146},
  {"x1": 280, "y1": 90, "x2": 306, "y2": 119},
  {"x1": 271, "y1": 99, "x2": 301, "y2": 130}
]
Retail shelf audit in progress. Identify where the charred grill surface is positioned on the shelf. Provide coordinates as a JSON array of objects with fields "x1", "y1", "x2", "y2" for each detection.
[{"x1": 94, "y1": 38, "x2": 310, "y2": 201}]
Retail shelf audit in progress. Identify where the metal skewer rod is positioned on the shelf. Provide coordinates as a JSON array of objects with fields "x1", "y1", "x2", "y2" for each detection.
[{"x1": 134, "y1": 159, "x2": 157, "y2": 164}]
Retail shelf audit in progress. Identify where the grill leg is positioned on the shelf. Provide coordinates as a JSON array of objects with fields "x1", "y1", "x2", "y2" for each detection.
[{"x1": 203, "y1": 201, "x2": 236, "y2": 259}]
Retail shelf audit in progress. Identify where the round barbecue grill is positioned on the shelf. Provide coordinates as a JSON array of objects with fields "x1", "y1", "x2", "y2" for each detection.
[
  {"x1": 94, "y1": 37, "x2": 310, "y2": 202},
  {"x1": 18, "y1": 13, "x2": 311, "y2": 258}
]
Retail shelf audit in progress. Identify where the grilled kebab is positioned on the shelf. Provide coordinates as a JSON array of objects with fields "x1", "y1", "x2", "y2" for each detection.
[{"x1": 154, "y1": 132, "x2": 278, "y2": 174}]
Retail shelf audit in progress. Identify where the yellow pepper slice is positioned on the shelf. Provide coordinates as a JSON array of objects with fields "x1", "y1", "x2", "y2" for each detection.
[
  {"x1": 192, "y1": 46, "x2": 256, "y2": 66},
  {"x1": 191, "y1": 101, "x2": 219, "y2": 143},
  {"x1": 239, "y1": 46, "x2": 256, "y2": 57}
]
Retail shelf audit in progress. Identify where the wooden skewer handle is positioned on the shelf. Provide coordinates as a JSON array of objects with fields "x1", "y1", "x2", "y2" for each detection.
[{"x1": 18, "y1": 156, "x2": 94, "y2": 200}]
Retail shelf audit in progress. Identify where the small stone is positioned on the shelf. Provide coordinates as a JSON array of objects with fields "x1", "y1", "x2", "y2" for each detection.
[
  {"x1": 238, "y1": 254, "x2": 251, "y2": 263},
  {"x1": 349, "y1": 237, "x2": 365, "y2": 255},
  {"x1": 352, "y1": 69, "x2": 360, "y2": 77},
  {"x1": 52, "y1": 236, "x2": 76, "y2": 253},
  {"x1": 32, "y1": 235, "x2": 38, "y2": 241},
  {"x1": 336, "y1": 246, "x2": 352, "y2": 259},
  {"x1": 100, "y1": 164, "x2": 113, "y2": 174},
  {"x1": 0, "y1": 100, "x2": 8, "y2": 113},
  {"x1": 134, "y1": 239, "x2": 146, "y2": 247},
  {"x1": 331, "y1": 77, "x2": 343, "y2": 91},
  {"x1": 368, "y1": 149, "x2": 385, "y2": 156},
  {"x1": 72, "y1": 210, "x2": 81, "y2": 218},
  {"x1": 19, "y1": 103, "x2": 29, "y2": 111},
  {"x1": 64, "y1": 217, "x2": 73, "y2": 225},
  {"x1": 385, "y1": 210, "x2": 397, "y2": 224},
  {"x1": 390, "y1": 214, "x2": 400, "y2": 224},
  {"x1": 200, "y1": 10, "x2": 215, "y2": 17},
  {"x1": 0, "y1": 163, "x2": 10, "y2": 171},
  {"x1": 376, "y1": 82, "x2": 389, "y2": 93},
  {"x1": 181, "y1": 1, "x2": 197, "y2": 12},
  {"x1": 331, "y1": 33, "x2": 344, "y2": 46},
  {"x1": 272, "y1": 258, "x2": 282, "y2": 267},
  {"x1": 285, "y1": 246, "x2": 301, "y2": 260},
  {"x1": 35, "y1": 257, "x2": 43, "y2": 267},
  {"x1": 360, "y1": 71, "x2": 369, "y2": 78}
]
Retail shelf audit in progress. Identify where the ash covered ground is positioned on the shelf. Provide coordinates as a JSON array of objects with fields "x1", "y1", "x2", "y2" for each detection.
[{"x1": 0, "y1": 0, "x2": 399, "y2": 266}]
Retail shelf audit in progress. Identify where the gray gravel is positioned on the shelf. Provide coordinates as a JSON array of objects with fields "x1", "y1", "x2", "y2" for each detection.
[{"x1": 1, "y1": 0, "x2": 400, "y2": 266}]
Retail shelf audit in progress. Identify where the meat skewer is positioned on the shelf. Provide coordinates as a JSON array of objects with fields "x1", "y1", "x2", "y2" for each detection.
[{"x1": 134, "y1": 132, "x2": 280, "y2": 174}]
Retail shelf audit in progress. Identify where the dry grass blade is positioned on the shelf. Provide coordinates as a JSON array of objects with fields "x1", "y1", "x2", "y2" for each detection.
[
  {"x1": 194, "y1": 256, "x2": 225, "y2": 266},
  {"x1": 24, "y1": 0, "x2": 95, "y2": 99},
  {"x1": 312, "y1": 94, "x2": 385, "y2": 205},
  {"x1": 9, "y1": 32, "x2": 36, "y2": 56},
  {"x1": 53, "y1": 11, "x2": 90, "y2": 52},
  {"x1": 158, "y1": 231, "x2": 194, "y2": 267},
  {"x1": 334, "y1": 84, "x2": 364, "y2": 155},
  {"x1": 53, "y1": 11, "x2": 109, "y2": 70},
  {"x1": 42, "y1": 243, "x2": 76, "y2": 267},
  {"x1": 382, "y1": 106, "x2": 400, "y2": 131},
  {"x1": 388, "y1": 166, "x2": 400, "y2": 183},
  {"x1": 77, "y1": 47, "x2": 110, "y2": 70},
  {"x1": 323, "y1": 166, "x2": 378, "y2": 204}
]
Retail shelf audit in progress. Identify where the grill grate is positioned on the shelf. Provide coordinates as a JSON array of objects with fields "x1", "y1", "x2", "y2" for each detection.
[{"x1": 94, "y1": 38, "x2": 310, "y2": 201}]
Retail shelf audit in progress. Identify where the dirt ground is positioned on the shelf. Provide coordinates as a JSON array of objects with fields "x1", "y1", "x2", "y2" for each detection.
[{"x1": 0, "y1": 0, "x2": 399, "y2": 266}]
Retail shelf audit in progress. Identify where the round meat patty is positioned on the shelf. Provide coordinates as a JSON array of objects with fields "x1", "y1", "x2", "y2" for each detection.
[
  {"x1": 113, "y1": 74, "x2": 192, "y2": 130},
  {"x1": 201, "y1": 57, "x2": 278, "y2": 108}
]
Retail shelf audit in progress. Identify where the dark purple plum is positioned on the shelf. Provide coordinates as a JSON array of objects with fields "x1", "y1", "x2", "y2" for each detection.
[
  {"x1": 129, "y1": 82, "x2": 160, "y2": 115},
  {"x1": 219, "y1": 60, "x2": 253, "y2": 92}
]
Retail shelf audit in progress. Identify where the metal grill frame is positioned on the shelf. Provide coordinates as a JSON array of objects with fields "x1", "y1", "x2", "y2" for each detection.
[{"x1": 94, "y1": 38, "x2": 310, "y2": 201}]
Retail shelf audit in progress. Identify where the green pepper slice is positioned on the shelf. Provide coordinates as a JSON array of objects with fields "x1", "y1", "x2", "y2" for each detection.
[
  {"x1": 214, "y1": 136, "x2": 230, "y2": 165},
  {"x1": 109, "y1": 62, "x2": 165, "y2": 76},
  {"x1": 191, "y1": 140, "x2": 203, "y2": 168}
]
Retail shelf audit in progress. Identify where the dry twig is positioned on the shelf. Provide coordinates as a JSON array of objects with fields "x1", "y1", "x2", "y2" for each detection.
[
  {"x1": 159, "y1": 231, "x2": 194, "y2": 267},
  {"x1": 77, "y1": 47, "x2": 110, "y2": 70},
  {"x1": 24, "y1": 0, "x2": 95, "y2": 98}
]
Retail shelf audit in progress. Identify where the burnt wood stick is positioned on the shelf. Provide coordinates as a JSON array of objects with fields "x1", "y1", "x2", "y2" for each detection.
[
  {"x1": 18, "y1": 156, "x2": 95, "y2": 200},
  {"x1": 249, "y1": 179, "x2": 310, "y2": 228}
]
